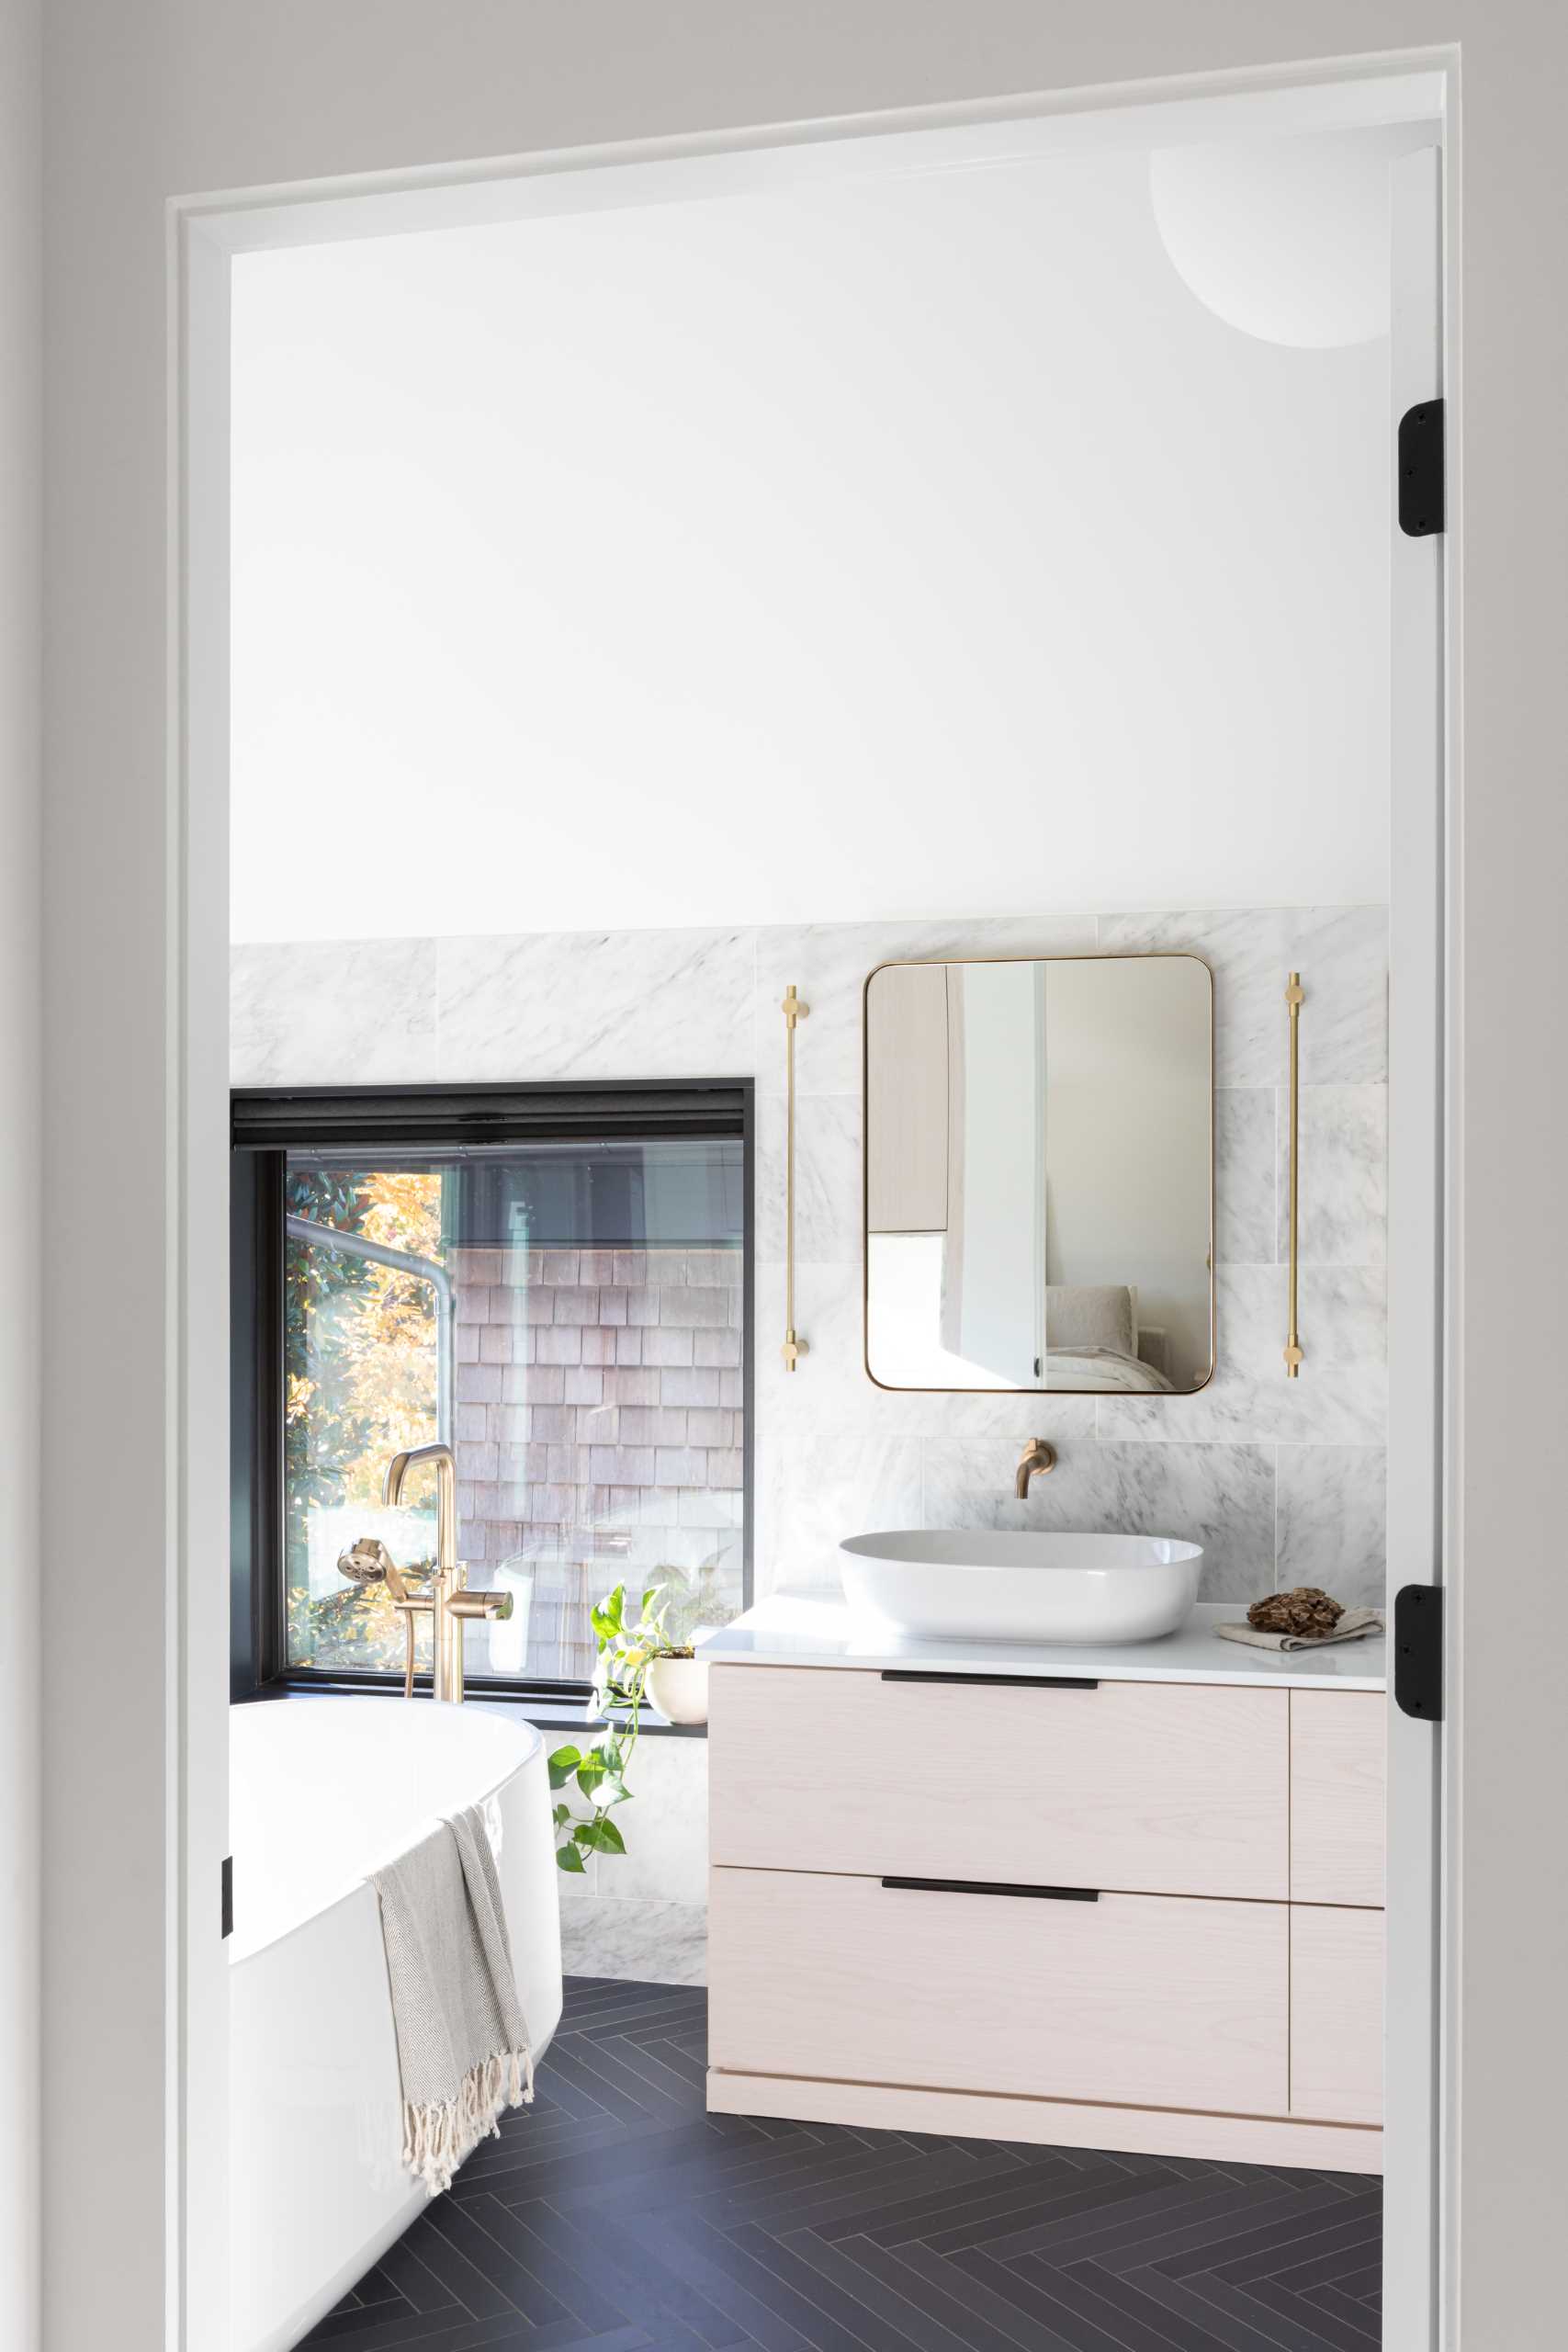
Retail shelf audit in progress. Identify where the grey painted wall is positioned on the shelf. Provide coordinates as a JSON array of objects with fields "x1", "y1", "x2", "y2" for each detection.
[{"x1": 0, "y1": 6, "x2": 39, "y2": 2346}]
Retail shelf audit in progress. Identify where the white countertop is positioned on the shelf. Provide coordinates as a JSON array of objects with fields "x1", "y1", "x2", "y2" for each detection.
[{"x1": 698, "y1": 1595, "x2": 1386, "y2": 1692}]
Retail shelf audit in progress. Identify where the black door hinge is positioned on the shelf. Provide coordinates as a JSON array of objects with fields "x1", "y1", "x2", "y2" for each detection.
[
  {"x1": 1393, "y1": 1585, "x2": 1444, "y2": 1721},
  {"x1": 221, "y1": 1855, "x2": 234, "y2": 1939},
  {"x1": 1398, "y1": 399, "x2": 1445, "y2": 537}
]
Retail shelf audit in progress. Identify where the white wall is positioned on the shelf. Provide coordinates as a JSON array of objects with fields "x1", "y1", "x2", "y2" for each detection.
[
  {"x1": 228, "y1": 131, "x2": 1401, "y2": 943},
  {"x1": 0, "y1": 4, "x2": 40, "y2": 2346},
  {"x1": 37, "y1": 7, "x2": 1568, "y2": 2350}
]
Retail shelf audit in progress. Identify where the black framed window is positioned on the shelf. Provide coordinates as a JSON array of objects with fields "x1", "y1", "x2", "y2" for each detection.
[{"x1": 232, "y1": 1081, "x2": 753, "y2": 1702}]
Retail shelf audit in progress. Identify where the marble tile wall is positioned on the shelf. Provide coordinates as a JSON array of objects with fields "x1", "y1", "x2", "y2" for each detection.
[
  {"x1": 235, "y1": 899, "x2": 1387, "y2": 1981},
  {"x1": 553, "y1": 1735, "x2": 709, "y2": 1988},
  {"x1": 750, "y1": 904, "x2": 1388, "y2": 1612},
  {"x1": 468, "y1": 1703, "x2": 710, "y2": 1987}
]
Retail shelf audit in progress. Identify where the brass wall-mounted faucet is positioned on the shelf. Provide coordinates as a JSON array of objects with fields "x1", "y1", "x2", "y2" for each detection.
[
  {"x1": 341, "y1": 1441, "x2": 513, "y2": 1703},
  {"x1": 1014, "y1": 1437, "x2": 1057, "y2": 1498}
]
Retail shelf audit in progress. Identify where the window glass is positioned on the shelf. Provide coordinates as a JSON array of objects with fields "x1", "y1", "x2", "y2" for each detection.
[{"x1": 283, "y1": 1139, "x2": 746, "y2": 1683}]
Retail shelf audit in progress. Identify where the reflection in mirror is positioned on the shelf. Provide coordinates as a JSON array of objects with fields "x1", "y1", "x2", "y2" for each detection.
[{"x1": 864, "y1": 956, "x2": 1213, "y2": 1395}]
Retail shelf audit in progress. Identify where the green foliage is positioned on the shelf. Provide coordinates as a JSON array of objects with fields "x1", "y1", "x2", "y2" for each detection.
[
  {"x1": 286, "y1": 1577, "x2": 418, "y2": 1674},
  {"x1": 548, "y1": 1581, "x2": 682, "y2": 1874},
  {"x1": 284, "y1": 1170, "x2": 378, "y2": 1581},
  {"x1": 284, "y1": 1167, "x2": 443, "y2": 1671},
  {"x1": 656, "y1": 1552, "x2": 731, "y2": 1650}
]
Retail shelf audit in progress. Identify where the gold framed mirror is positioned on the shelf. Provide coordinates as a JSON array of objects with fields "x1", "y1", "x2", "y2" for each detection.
[{"x1": 863, "y1": 954, "x2": 1215, "y2": 1395}]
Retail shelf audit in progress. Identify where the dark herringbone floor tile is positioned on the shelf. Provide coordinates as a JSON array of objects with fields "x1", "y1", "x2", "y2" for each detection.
[{"x1": 301, "y1": 1980, "x2": 1382, "y2": 2350}]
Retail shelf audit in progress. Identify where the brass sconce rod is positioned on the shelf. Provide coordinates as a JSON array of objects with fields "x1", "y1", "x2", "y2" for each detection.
[
  {"x1": 782, "y1": 983, "x2": 809, "y2": 1370},
  {"x1": 1284, "y1": 971, "x2": 1304, "y2": 1377}
]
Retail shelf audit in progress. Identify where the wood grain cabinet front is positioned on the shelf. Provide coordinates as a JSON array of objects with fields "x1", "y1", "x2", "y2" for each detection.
[
  {"x1": 1291, "y1": 1905, "x2": 1385, "y2": 2125},
  {"x1": 709, "y1": 1865, "x2": 1291, "y2": 2120},
  {"x1": 708, "y1": 1664, "x2": 1289, "y2": 1900},
  {"x1": 705, "y1": 1664, "x2": 1386, "y2": 2165},
  {"x1": 1290, "y1": 1690, "x2": 1386, "y2": 1907}
]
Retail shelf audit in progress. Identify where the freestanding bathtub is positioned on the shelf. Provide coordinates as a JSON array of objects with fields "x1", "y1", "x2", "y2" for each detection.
[{"x1": 229, "y1": 1699, "x2": 563, "y2": 2352}]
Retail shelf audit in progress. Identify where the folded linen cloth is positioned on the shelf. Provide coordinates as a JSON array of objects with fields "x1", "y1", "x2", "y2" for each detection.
[
  {"x1": 1216, "y1": 1607, "x2": 1385, "y2": 1654},
  {"x1": 372, "y1": 1801, "x2": 534, "y2": 2195}
]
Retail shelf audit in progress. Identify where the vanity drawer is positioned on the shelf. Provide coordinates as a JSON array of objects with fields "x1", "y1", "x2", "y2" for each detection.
[
  {"x1": 709, "y1": 1866, "x2": 1289, "y2": 2118},
  {"x1": 1291, "y1": 1905, "x2": 1384, "y2": 2125},
  {"x1": 1291, "y1": 1691, "x2": 1386, "y2": 1906},
  {"x1": 708, "y1": 1665, "x2": 1288, "y2": 1900}
]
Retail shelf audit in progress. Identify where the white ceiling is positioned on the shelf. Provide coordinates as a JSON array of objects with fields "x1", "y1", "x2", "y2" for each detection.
[{"x1": 230, "y1": 125, "x2": 1424, "y2": 944}]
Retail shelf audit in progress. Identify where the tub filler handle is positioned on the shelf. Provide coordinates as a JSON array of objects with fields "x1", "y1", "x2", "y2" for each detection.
[{"x1": 338, "y1": 1532, "x2": 513, "y2": 1702}]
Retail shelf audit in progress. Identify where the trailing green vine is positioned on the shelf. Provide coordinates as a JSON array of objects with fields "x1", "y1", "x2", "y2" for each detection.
[{"x1": 547, "y1": 1581, "x2": 673, "y2": 1873}]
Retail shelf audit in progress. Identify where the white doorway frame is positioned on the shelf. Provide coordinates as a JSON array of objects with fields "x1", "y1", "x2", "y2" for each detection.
[
  {"x1": 1387, "y1": 140, "x2": 1450, "y2": 2350},
  {"x1": 175, "y1": 53, "x2": 1458, "y2": 2348}
]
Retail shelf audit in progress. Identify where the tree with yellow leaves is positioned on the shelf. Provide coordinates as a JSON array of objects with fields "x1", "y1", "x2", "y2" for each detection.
[{"x1": 284, "y1": 1166, "x2": 446, "y2": 1671}]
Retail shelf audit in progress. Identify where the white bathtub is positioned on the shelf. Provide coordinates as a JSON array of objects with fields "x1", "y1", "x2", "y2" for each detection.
[{"x1": 229, "y1": 1699, "x2": 563, "y2": 2352}]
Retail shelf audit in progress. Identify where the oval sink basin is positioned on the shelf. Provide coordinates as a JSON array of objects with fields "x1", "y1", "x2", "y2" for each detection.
[{"x1": 838, "y1": 1530, "x2": 1203, "y2": 1645}]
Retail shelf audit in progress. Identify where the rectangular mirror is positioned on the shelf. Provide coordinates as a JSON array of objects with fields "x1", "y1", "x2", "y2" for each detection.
[{"x1": 864, "y1": 955, "x2": 1214, "y2": 1394}]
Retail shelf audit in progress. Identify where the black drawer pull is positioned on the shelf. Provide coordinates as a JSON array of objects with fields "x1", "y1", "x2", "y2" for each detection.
[
  {"x1": 879, "y1": 1669, "x2": 1099, "y2": 1690},
  {"x1": 881, "y1": 1875, "x2": 1099, "y2": 1903}
]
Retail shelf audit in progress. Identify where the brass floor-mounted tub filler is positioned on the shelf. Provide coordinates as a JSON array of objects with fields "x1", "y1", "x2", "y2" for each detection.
[{"x1": 338, "y1": 1440, "x2": 513, "y2": 1701}]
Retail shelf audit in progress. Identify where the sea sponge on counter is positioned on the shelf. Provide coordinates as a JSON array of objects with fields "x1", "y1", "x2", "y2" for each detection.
[{"x1": 1247, "y1": 1587, "x2": 1345, "y2": 1639}]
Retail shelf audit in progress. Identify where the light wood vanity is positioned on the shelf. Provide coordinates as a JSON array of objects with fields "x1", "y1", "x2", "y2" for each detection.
[{"x1": 703, "y1": 1600, "x2": 1387, "y2": 2173}]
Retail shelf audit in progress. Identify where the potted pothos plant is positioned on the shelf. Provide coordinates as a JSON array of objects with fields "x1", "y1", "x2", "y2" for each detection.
[
  {"x1": 547, "y1": 1579, "x2": 707, "y2": 1873},
  {"x1": 643, "y1": 1643, "x2": 707, "y2": 1725}
]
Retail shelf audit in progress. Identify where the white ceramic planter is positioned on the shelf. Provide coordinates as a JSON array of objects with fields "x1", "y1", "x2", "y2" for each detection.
[{"x1": 646, "y1": 1653, "x2": 709, "y2": 1724}]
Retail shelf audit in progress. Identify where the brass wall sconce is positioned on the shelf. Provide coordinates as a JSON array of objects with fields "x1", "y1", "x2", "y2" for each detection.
[
  {"x1": 781, "y1": 983, "x2": 808, "y2": 1370},
  {"x1": 1284, "y1": 970, "x2": 1304, "y2": 1377}
]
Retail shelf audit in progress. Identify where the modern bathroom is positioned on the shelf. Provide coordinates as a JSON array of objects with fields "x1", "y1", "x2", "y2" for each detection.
[{"x1": 219, "y1": 68, "x2": 1442, "y2": 2352}]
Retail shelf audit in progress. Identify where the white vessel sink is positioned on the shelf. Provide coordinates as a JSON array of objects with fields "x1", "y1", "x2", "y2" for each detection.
[{"x1": 838, "y1": 1530, "x2": 1203, "y2": 1645}]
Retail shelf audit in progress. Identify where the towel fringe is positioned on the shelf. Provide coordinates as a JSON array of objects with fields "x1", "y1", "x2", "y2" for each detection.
[{"x1": 401, "y1": 2045, "x2": 535, "y2": 2196}]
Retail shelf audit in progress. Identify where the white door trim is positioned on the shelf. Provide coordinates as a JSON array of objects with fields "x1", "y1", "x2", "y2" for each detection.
[
  {"x1": 1386, "y1": 141, "x2": 1450, "y2": 2352},
  {"x1": 170, "y1": 206, "x2": 238, "y2": 2348}
]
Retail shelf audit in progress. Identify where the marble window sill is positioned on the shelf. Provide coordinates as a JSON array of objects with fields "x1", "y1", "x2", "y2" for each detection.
[{"x1": 240, "y1": 1682, "x2": 708, "y2": 1736}]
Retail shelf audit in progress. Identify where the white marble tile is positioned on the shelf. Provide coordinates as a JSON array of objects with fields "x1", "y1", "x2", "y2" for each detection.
[
  {"x1": 1278, "y1": 1085, "x2": 1387, "y2": 1267},
  {"x1": 754, "y1": 913, "x2": 1099, "y2": 1096},
  {"x1": 595, "y1": 1735, "x2": 708, "y2": 1906},
  {"x1": 1216, "y1": 1087, "x2": 1276, "y2": 1265},
  {"x1": 558, "y1": 1897, "x2": 707, "y2": 1986},
  {"x1": 1275, "y1": 1445, "x2": 1387, "y2": 1609},
  {"x1": 1097, "y1": 905, "x2": 1386, "y2": 1088},
  {"x1": 231, "y1": 939, "x2": 439, "y2": 1085},
  {"x1": 435, "y1": 925, "x2": 756, "y2": 1080},
  {"x1": 758, "y1": 1431, "x2": 924, "y2": 1595},
  {"x1": 1099, "y1": 1264, "x2": 1385, "y2": 1446},
  {"x1": 754, "y1": 1091, "x2": 862, "y2": 1264},
  {"x1": 919, "y1": 1436, "x2": 1277, "y2": 1600},
  {"x1": 754, "y1": 1257, "x2": 1100, "y2": 1442}
]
